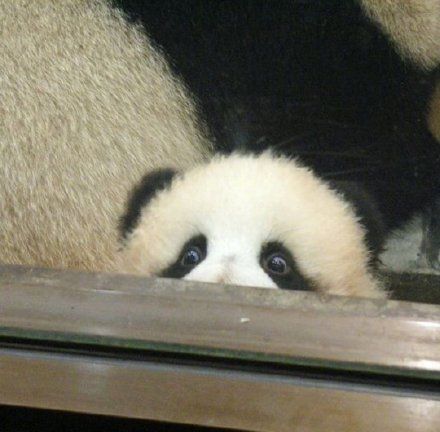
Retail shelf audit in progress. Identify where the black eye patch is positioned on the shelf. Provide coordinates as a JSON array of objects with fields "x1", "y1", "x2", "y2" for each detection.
[
  {"x1": 161, "y1": 235, "x2": 207, "y2": 279},
  {"x1": 260, "y1": 241, "x2": 312, "y2": 291}
]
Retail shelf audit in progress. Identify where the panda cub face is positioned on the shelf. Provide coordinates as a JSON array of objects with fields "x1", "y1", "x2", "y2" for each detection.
[{"x1": 117, "y1": 153, "x2": 385, "y2": 298}]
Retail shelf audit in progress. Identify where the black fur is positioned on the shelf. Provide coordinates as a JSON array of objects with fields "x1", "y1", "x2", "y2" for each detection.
[
  {"x1": 113, "y1": 0, "x2": 436, "y2": 148},
  {"x1": 113, "y1": 0, "x2": 440, "y2": 237},
  {"x1": 119, "y1": 168, "x2": 178, "y2": 239}
]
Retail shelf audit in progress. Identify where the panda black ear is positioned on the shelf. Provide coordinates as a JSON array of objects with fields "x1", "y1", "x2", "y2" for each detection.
[{"x1": 119, "y1": 168, "x2": 178, "y2": 239}]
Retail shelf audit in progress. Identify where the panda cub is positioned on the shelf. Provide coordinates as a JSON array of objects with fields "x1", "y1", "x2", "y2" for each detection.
[{"x1": 117, "y1": 152, "x2": 385, "y2": 298}]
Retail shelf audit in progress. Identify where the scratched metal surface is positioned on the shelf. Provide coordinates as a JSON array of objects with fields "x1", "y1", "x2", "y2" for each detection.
[
  {"x1": 1, "y1": 264, "x2": 440, "y2": 431},
  {"x1": 1, "y1": 264, "x2": 440, "y2": 377}
]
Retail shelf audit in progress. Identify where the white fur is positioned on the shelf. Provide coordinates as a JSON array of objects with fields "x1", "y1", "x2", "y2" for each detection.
[
  {"x1": 0, "y1": 0, "x2": 212, "y2": 271},
  {"x1": 118, "y1": 153, "x2": 385, "y2": 298}
]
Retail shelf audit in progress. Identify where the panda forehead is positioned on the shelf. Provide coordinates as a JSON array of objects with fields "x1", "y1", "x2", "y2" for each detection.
[
  {"x1": 142, "y1": 155, "x2": 302, "y2": 228},
  {"x1": 135, "y1": 153, "x2": 357, "y2": 253},
  {"x1": 160, "y1": 153, "x2": 316, "y2": 209},
  {"x1": 139, "y1": 161, "x2": 279, "y2": 247}
]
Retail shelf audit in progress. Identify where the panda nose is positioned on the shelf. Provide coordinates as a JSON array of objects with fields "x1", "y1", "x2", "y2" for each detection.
[
  {"x1": 215, "y1": 273, "x2": 228, "y2": 284},
  {"x1": 213, "y1": 257, "x2": 237, "y2": 284}
]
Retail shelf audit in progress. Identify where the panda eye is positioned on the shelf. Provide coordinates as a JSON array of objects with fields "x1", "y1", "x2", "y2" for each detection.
[
  {"x1": 260, "y1": 242, "x2": 311, "y2": 291},
  {"x1": 161, "y1": 234, "x2": 207, "y2": 279},
  {"x1": 178, "y1": 235, "x2": 207, "y2": 269},
  {"x1": 181, "y1": 245, "x2": 205, "y2": 267},
  {"x1": 262, "y1": 252, "x2": 291, "y2": 276}
]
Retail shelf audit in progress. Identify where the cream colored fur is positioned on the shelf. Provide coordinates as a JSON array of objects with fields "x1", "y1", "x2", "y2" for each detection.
[
  {"x1": 0, "y1": 0, "x2": 212, "y2": 271},
  {"x1": 118, "y1": 153, "x2": 385, "y2": 298},
  {"x1": 361, "y1": 0, "x2": 440, "y2": 70}
]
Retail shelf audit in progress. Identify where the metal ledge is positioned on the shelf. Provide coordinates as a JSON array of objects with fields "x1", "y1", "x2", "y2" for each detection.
[
  {"x1": 1, "y1": 264, "x2": 440, "y2": 375},
  {"x1": 1, "y1": 264, "x2": 440, "y2": 430}
]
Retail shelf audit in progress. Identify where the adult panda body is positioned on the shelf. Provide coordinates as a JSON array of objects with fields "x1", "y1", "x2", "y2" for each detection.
[
  {"x1": 115, "y1": 0, "x2": 440, "y2": 242},
  {"x1": 0, "y1": 0, "x2": 212, "y2": 271}
]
